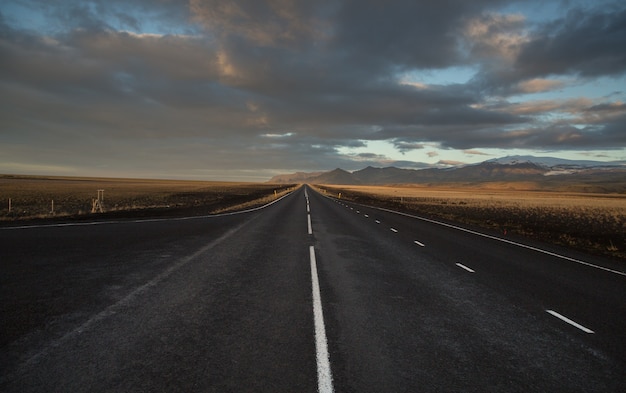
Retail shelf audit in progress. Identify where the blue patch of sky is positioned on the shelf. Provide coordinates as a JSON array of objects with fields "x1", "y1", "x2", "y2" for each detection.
[
  {"x1": 509, "y1": 75, "x2": 626, "y2": 103},
  {"x1": 1, "y1": 2, "x2": 47, "y2": 31},
  {"x1": 399, "y1": 66, "x2": 478, "y2": 86},
  {"x1": 1, "y1": 1, "x2": 195, "y2": 36},
  {"x1": 495, "y1": 0, "x2": 614, "y2": 24},
  {"x1": 496, "y1": 0, "x2": 562, "y2": 23},
  {"x1": 339, "y1": 139, "x2": 626, "y2": 167}
]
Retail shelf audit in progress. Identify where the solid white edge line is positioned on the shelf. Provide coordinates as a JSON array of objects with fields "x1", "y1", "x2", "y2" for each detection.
[
  {"x1": 307, "y1": 213, "x2": 313, "y2": 235},
  {"x1": 1, "y1": 188, "x2": 298, "y2": 230},
  {"x1": 456, "y1": 263, "x2": 475, "y2": 273},
  {"x1": 546, "y1": 310, "x2": 594, "y2": 334},
  {"x1": 368, "y1": 206, "x2": 626, "y2": 277},
  {"x1": 414, "y1": 240, "x2": 425, "y2": 247},
  {"x1": 316, "y1": 191, "x2": 626, "y2": 277},
  {"x1": 309, "y1": 246, "x2": 334, "y2": 393}
]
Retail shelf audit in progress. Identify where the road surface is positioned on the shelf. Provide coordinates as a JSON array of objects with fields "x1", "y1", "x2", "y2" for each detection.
[{"x1": 1, "y1": 186, "x2": 624, "y2": 392}]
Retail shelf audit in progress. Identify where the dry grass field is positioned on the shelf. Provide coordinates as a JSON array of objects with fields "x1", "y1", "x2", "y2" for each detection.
[
  {"x1": 0, "y1": 175, "x2": 297, "y2": 222},
  {"x1": 314, "y1": 184, "x2": 626, "y2": 261}
]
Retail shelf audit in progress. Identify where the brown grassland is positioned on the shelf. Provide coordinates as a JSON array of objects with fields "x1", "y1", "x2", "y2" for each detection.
[
  {"x1": 313, "y1": 184, "x2": 626, "y2": 261},
  {"x1": 0, "y1": 175, "x2": 297, "y2": 222}
]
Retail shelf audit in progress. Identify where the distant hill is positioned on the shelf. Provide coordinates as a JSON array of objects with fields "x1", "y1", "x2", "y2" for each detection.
[
  {"x1": 309, "y1": 168, "x2": 360, "y2": 185},
  {"x1": 267, "y1": 171, "x2": 326, "y2": 183},
  {"x1": 268, "y1": 156, "x2": 626, "y2": 192}
]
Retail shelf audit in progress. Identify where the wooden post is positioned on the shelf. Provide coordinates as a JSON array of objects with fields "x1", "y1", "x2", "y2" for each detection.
[{"x1": 92, "y1": 190, "x2": 105, "y2": 213}]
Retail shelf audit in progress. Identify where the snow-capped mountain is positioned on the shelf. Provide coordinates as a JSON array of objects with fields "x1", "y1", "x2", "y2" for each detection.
[
  {"x1": 268, "y1": 155, "x2": 626, "y2": 192},
  {"x1": 487, "y1": 155, "x2": 625, "y2": 168}
]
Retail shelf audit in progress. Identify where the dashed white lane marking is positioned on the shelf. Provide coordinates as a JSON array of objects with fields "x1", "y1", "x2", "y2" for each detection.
[
  {"x1": 546, "y1": 310, "x2": 594, "y2": 334},
  {"x1": 455, "y1": 263, "x2": 475, "y2": 273},
  {"x1": 325, "y1": 194, "x2": 626, "y2": 278},
  {"x1": 364, "y1": 214, "x2": 369, "y2": 218},
  {"x1": 356, "y1": 210, "x2": 360, "y2": 214},
  {"x1": 414, "y1": 240, "x2": 425, "y2": 247},
  {"x1": 307, "y1": 214, "x2": 313, "y2": 235},
  {"x1": 390, "y1": 228, "x2": 398, "y2": 233},
  {"x1": 309, "y1": 246, "x2": 334, "y2": 393},
  {"x1": 370, "y1": 206, "x2": 626, "y2": 277}
]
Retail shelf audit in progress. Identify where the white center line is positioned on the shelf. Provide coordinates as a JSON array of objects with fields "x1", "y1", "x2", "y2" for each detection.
[
  {"x1": 309, "y1": 246, "x2": 334, "y2": 393},
  {"x1": 414, "y1": 240, "x2": 425, "y2": 247},
  {"x1": 546, "y1": 310, "x2": 594, "y2": 334},
  {"x1": 307, "y1": 214, "x2": 313, "y2": 235},
  {"x1": 390, "y1": 228, "x2": 398, "y2": 233},
  {"x1": 455, "y1": 263, "x2": 475, "y2": 273}
]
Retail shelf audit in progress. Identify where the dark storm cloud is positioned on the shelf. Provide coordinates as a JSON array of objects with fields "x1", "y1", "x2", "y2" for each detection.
[
  {"x1": 371, "y1": 108, "x2": 626, "y2": 151},
  {"x1": 1, "y1": 0, "x2": 626, "y2": 179},
  {"x1": 331, "y1": 0, "x2": 505, "y2": 70},
  {"x1": 516, "y1": 6, "x2": 626, "y2": 78},
  {"x1": 189, "y1": 0, "x2": 333, "y2": 47},
  {"x1": 472, "y1": 3, "x2": 626, "y2": 95},
  {"x1": 393, "y1": 141, "x2": 425, "y2": 154}
]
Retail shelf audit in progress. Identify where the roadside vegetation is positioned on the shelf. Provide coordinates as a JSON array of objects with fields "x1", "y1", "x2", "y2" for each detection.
[
  {"x1": 0, "y1": 175, "x2": 297, "y2": 222},
  {"x1": 313, "y1": 184, "x2": 626, "y2": 261}
]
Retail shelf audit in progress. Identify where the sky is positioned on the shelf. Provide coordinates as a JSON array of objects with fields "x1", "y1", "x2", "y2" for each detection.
[{"x1": 1, "y1": 0, "x2": 625, "y2": 181}]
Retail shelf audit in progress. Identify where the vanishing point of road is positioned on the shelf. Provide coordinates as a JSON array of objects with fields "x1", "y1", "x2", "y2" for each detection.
[{"x1": 1, "y1": 186, "x2": 624, "y2": 392}]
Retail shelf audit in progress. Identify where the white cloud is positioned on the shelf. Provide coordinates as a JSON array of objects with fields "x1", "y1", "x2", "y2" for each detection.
[{"x1": 261, "y1": 132, "x2": 295, "y2": 138}]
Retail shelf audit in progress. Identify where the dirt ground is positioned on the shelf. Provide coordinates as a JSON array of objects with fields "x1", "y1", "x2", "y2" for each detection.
[{"x1": 0, "y1": 175, "x2": 297, "y2": 223}]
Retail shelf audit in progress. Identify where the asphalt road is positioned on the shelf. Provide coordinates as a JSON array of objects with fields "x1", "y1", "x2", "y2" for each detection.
[{"x1": 1, "y1": 185, "x2": 624, "y2": 392}]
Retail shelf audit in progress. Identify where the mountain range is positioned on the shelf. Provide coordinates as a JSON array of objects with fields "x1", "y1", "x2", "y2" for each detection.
[{"x1": 268, "y1": 156, "x2": 626, "y2": 192}]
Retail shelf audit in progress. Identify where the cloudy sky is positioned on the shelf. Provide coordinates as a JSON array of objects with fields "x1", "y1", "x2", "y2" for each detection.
[{"x1": 1, "y1": 0, "x2": 625, "y2": 181}]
